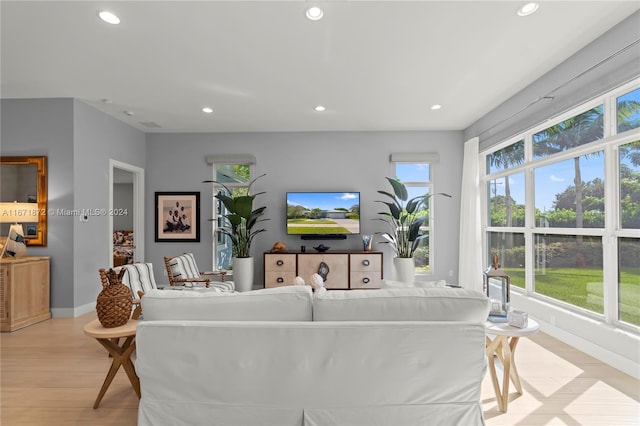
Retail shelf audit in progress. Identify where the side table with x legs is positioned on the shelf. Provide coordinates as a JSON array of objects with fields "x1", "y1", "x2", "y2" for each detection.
[
  {"x1": 485, "y1": 318, "x2": 540, "y2": 412},
  {"x1": 83, "y1": 319, "x2": 140, "y2": 409}
]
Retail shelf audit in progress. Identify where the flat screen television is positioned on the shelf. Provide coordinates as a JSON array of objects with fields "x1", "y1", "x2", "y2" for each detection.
[{"x1": 286, "y1": 192, "x2": 360, "y2": 239}]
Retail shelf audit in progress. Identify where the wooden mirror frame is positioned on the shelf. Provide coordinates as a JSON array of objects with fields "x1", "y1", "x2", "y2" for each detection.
[{"x1": 0, "y1": 156, "x2": 48, "y2": 246}]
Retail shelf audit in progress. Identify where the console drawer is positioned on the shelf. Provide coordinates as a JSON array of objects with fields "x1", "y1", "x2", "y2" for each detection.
[
  {"x1": 350, "y1": 271, "x2": 382, "y2": 289},
  {"x1": 350, "y1": 253, "x2": 382, "y2": 272},
  {"x1": 297, "y1": 254, "x2": 349, "y2": 289},
  {"x1": 264, "y1": 253, "x2": 296, "y2": 272},
  {"x1": 265, "y1": 271, "x2": 297, "y2": 288}
]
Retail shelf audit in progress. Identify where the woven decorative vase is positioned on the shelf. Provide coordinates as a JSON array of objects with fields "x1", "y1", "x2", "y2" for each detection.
[{"x1": 96, "y1": 268, "x2": 132, "y2": 328}]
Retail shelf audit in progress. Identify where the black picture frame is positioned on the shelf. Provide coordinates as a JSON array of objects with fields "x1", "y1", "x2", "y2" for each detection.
[{"x1": 154, "y1": 192, "x2": 200, "y2": 242}]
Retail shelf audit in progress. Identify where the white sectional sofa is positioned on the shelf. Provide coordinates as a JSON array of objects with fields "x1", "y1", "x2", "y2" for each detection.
[{"x1": 136, "y1": 286, "x2": 490, "y2": 426}]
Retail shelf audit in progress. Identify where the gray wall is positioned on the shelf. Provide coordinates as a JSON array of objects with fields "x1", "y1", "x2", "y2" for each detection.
[
  {"x1": 145, "y1": 131, "x2": 464, "y2": 287},
  {"x1": 73, "y1": 101, "x2": 146, "y2": 312},
  {"x1": 1, "y1": 98, "x2": 75, "y2": 311},
  {"x1": 1, "y1": 98, "x2": 146, "y2": 315},
  {"x1": 113, "y1": 183, "x2": 134, "y2": 230}
]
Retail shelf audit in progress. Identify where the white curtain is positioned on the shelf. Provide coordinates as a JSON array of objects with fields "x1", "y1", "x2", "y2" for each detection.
[{"x1": 458, "y1": 137, "x2": 483, "y2": 292}]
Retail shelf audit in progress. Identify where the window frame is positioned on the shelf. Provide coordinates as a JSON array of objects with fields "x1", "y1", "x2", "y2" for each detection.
[
  {"x1": 481, "y1": 78, "x2": 640, "y2": 333},
  {"x1": 391, "y1": 159, "x2": 437, "y2": 276},
  {"x1": 210, "y1": 162, "x2": 255, "y2": 270}
]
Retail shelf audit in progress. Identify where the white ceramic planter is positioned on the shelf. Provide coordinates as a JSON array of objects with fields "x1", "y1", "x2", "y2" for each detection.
[
  {"x1": 393, "y1": 257, "x2": 415, "y2": 283},
  {"x1": 232, "y1": 257, "x2": 254, "y2": 292}
]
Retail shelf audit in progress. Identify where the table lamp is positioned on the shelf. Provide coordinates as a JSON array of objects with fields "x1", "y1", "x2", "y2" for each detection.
[{"x1": 0, "y1": 202, "x2": 38, "y2": 258}]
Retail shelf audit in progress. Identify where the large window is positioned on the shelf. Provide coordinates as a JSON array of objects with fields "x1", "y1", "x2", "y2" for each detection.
[
  {"x1": 482, "y1": 81, "x2": 640, "y2": 329},
  {"x1": 393, "y1": 161, "x2": 434, "y2": 274}
]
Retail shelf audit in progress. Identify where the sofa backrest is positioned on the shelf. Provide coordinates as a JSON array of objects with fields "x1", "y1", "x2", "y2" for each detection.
[
  {"x1": 313, "y1": 287, "x2": 489, "y2": 322},
  {"x1": 136, "y1": 320, "x2": 487, "y2": 426},
  {"x1": 141, "y1": 285, "x2": 313, "y2": 321}
]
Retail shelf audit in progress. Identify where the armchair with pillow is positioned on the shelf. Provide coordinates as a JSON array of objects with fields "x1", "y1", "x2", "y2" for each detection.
[{"x1": 164, "y1": 252, "x2": 234, "y2": 292}]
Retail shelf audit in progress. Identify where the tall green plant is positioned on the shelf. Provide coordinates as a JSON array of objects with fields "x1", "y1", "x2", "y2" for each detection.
[
  {"x1": 375, "y1": 177, "x2": 451, "y2": 258},
  {"x1": 204, "y1": 174, "x2": 268, "y2": 258}
]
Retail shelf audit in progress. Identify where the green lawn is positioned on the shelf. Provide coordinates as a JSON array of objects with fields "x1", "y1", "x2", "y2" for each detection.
[
  {"x1": 287, "y1": 226, "x2": 350, "y2": 234},
  {"x1": 287, "y1": 218, "x2": 351, "y2": 234},
  {"x1": 504, "y1": 267, "x2": 640, "y2": 326},
  {"x1": 288, "y1": 219, "x2": 336, "y2": 224}
]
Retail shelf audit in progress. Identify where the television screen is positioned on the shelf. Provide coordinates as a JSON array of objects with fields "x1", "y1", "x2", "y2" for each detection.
[{"x1": 286, "y1": 192, "x2": 360, "y2": 236}]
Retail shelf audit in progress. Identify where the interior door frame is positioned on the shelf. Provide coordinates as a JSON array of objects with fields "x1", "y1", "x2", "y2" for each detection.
[{"x1": 109, "y1": 159, "x2": 145, "y2": 266}]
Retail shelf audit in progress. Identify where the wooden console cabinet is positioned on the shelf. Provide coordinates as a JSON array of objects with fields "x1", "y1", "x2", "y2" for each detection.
[
  {"x1": 264, "y1": 251, "x2": 383, "y2": 289},
  {"x1": 0, "y1": 256, "x2": 51, "y2": 332}
]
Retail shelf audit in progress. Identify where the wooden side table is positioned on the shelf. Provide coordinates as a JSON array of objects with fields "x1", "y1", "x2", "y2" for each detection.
[
  {"x1": 83, "y1": 319, "x2": 140, "y2": 408},
  {"x1": 485, "y1": 318, "x2": 539, "y2": 412}
]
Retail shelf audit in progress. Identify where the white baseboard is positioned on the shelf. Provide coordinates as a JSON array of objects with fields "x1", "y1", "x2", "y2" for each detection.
[
  {"x1": 537, "y1": 318, "x2": 640, "y2": 379},
  {"x1": 51, "y1": 301, "x2": 95, "y2": 318},
  {"x1": 511, "y1": 292, "x2": 640, "y2": 380}
]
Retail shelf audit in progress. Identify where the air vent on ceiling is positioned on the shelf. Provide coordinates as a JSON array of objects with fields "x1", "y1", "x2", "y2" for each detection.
[{"x1": 139, "y1": 121, "x2": 161, "y2": 128}]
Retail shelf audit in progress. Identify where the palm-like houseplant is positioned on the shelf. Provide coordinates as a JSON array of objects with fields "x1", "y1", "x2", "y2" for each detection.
[
  {"x1": 203, "y1": 174, "x2": 268, "y2": 291},
  {"x1": 206, "y1": 174, "x2": 268, "y2": 258},
  {"x1": 375, "y1": 177, "x2": 451, "y2": 280}
]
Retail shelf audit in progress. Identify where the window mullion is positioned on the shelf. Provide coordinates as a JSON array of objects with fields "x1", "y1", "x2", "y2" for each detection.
[{"x1": 525, "y1": 167, "x2": 535, "y2": 294}]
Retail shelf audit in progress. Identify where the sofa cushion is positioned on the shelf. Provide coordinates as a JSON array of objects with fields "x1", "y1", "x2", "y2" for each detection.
[
  {"x1": 380, "y1": 279, "x2": 448, "y2": 289},
  {"x1": 141, "y1": 285, "x2": 313, "y2": 321},
  {"x1": 313, "y1": 287, "x2": 489, "y2": 322}
]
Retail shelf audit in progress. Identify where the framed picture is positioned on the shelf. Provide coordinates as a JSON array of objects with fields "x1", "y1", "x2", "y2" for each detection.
[{"x1": 155, "y1": 192, "x2": 200, "y2": 242}]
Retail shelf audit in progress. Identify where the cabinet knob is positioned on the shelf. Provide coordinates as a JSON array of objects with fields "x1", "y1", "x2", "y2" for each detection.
[
  {"x1": 362, "y1": 259, "x2": 370, "y2": 266},
  {"x1": 277, "y1": 277, "x2": 284, "y2": 283},
  {"x1": 276, "y1": 260, "x2": 284, "y2": 266},
  {"x1": 362, "y1": 277, "x2": 370, "y2": 284}
]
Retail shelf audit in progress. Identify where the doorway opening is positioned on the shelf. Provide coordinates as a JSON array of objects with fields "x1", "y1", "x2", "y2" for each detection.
[{"x1": 109, "y1": 160, "x2": 144, "y2": 267}]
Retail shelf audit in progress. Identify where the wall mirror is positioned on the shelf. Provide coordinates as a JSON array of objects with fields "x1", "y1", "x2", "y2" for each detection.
[{"x1": 0, "y1": 156, "x2": 48, "y2": 246}]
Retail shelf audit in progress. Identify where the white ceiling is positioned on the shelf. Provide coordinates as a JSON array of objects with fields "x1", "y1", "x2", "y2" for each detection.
[{"x1": 2, "y1": 1, "x2": 639, "y2": 134}]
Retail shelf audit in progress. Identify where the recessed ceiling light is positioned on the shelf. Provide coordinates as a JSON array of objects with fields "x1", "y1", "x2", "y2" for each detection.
[
  {"x1": 99, "y1": 11, "x2": 121, "y2": 25},
  {"x1": 517, "y1": 2, "x2": 539, "y2": 17},
  {"x1": 430, "y1": 104, "x2": 442, "y2": 110},
  {"x1": 123, "y1": 110, "x2": 135, "y2": 116},
  {"x1": 314, "y1": 105, "x2": 326, "y2": 112},
  {"x1": 306, "y1": 6, "x2": 324, "y2": 21},
  {"x1": 202, "y1": 107, "x2": 214, "y2": 114}
]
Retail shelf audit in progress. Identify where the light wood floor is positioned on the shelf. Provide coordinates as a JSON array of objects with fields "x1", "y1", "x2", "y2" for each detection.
[{"x1": 1, "y1": 312, "x2": 639, "y2": 425}]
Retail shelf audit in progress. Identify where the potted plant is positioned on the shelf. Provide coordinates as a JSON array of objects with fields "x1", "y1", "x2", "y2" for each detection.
[
  {"x1": 204, "y1": 174, "x2": 268, "y2": 291},
  {"x1": 375, "y1": 177, "x2": 451, "y2": 282}
]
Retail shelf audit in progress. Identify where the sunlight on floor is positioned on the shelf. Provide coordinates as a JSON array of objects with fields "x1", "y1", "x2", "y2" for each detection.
[{"x1": 483, "y1": 333, "x2": 639, "y2": 425}]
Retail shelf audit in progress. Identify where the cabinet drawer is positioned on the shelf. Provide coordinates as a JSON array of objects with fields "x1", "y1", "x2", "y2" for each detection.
[
  {"x1": 264, "y1": 254, "x2": 296, "y2": 272},
  {"x1": 350, "y1": 272, "x2": 382, "y2": 289},
  {"x1": 350, "y1": 253, "x2": 382, "y2": 272},
  {"x1": 297, "y1": 254, "x2": 349, "y2": 289},
  {"x1": 265, "y1": 271, "x2": 297, "y2": 288}
]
